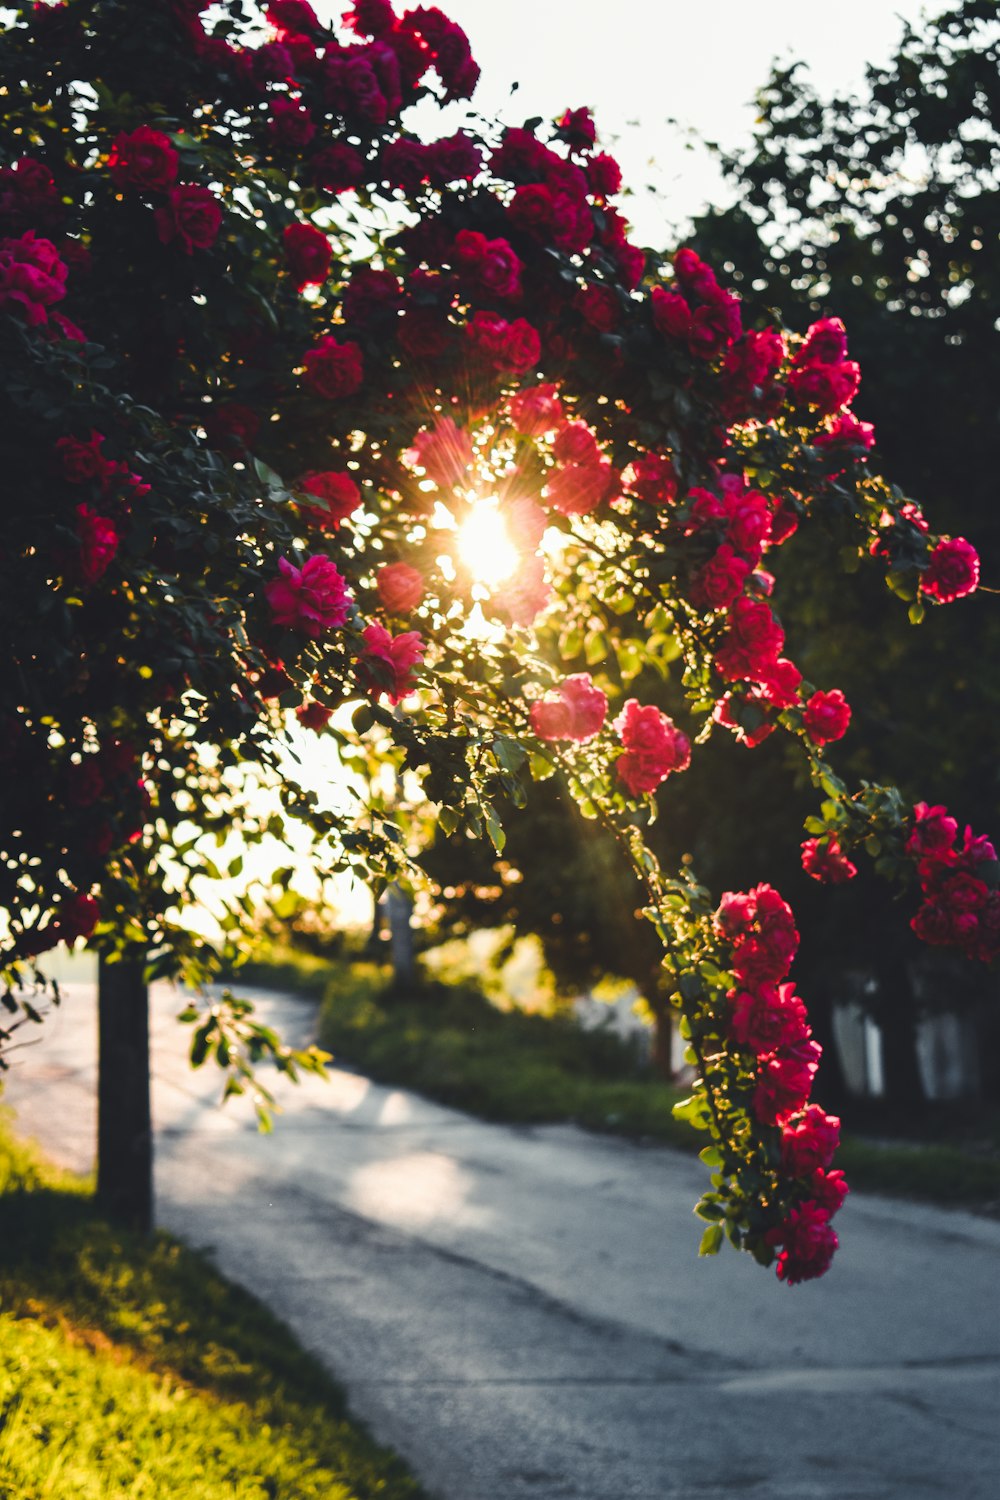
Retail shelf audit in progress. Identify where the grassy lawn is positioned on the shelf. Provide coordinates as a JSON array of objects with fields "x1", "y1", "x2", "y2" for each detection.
[
  {"x1": 0, "y1": 1113, "x2": 427, "y2": 1500},
  {"x1": 239, "y1": 950, "x2": 1000, "y2": 1212}
]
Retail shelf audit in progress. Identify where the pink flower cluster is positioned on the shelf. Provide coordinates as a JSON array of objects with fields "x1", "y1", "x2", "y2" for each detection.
[
  {"x1": 715, "y1": 885, "x2": 847, "y2": 1282},
  {"x1": 543, "y1": 416, "x2": 618, "y2": 518},
  {"x1": 788, "y1": 317, "x2": 861, "y2": 417},
  {"x1": 0, "y1": 230, "x2": 67, "y2": 326},
  {"x1": 380, "y1": 130, "x2": 482, "y2": 190},
  {"x1": 650, "y1": 247, "x2": 742, "y2": 360},
  {"x1": 907, "y1": 803, "x2": 1000, "y2": 964},
  {"x1": 529, "y1": 673, "x2": 607, "y2": 743},
  {"x1": 613, "y1": 699, "x2": 690, "y2": 796}
]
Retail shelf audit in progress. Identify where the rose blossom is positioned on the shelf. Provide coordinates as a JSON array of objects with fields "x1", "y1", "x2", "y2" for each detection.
[
  {"x1": 108, "y1": 125, "x2": 179, "y2": 193},
  {"x1": 728, "y1": 983, "x2": 810, "y2": 1055},
  {"x1": 377, "y1": 562, "x2": 424, "y2": 614},
  {"x1": 453, "y1": 229, "x2": 522, "y2": 299},
  {"x1": 545, "y1": 459, "x2": 617, "y2": 517},
  {"x1": 154, "y1": 184, "x2": 222, "y2": 253},
  {"x1": 781, "y1": 1104, "x2": 841, "y2": 1176},
  {"x1": 614, "y1": 699, "x2": 691, "y2": 797},
  {"x1": 803, "y1": 688, "x2": 851, "y2": 746},
  {"x1": 919, "y1": 537, "x2": 980, "y2": 604},
  {"x1": 409, "y1": 417, "x2": 474, "y2": 488},
  {"x1": 809, "y1": 1168, "x2": 850, "y2": 1216},
  {"x1": 0, "y1": 229, "x2": 67, "y2": 325},
  {"x1": 268, "y1": 96, "x2": 316, "y2": 150},
  {"x1": 529, "y1": 673, "x2": 607, "y2": 743},
  {"x1": 359, "y1": 622, "x2": 425, "y2": 703},
  {"x1": 501, "y1": 553, "x2": 552, "y2": 626},
  {"x1": 283, "y1": 221, "x2": 331, "y2": 289},
  {"x1": 801, "y1": 835, "x2": 857, "y2": 884},
  {"x1": 56, "y1": 892, "x2": 100, "y2": 944},
  {"x1": 302, "y1": 334, "x2": 364, "y2": 399},
  {"x1": 465, "y1": 311, "x2": 541, "y2": 373},
  {"x1": 57, "y1": 430, "x2": 111, "y2": 484},
  {"x1": 765, "y1": 1201, "x2": 838, "y2": 1284},
  {"x1": 296, "y1": 700, "x2": 333, "y2": 731},
  {"x1": 508, "y1": 383, "x2": 563, "y2": 437},
  {"x1": 75, "y1": 504, "x2": 119, "y2": 584},
  {"x1": 297, "y1": 470, "x2": 361, "y2": 528},
  {"x1": 753, "y1": 1051, "x2": 817, "y2": 1126},
  {"x1": 265, "y1": 554, "x2": 351, "y2": 635}
]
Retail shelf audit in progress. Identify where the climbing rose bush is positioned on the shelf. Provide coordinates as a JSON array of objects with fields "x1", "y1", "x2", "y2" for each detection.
[{"x1": 0, "y1": 0, "x2": 993, "y2": 1282}]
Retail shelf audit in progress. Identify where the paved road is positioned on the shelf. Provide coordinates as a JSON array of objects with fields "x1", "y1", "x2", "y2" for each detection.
[{"x1": 4, "y1": 980, "x2": 999, "y2": 1500}]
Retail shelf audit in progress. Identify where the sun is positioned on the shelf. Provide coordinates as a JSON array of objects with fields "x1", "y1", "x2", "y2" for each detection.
[{"x1": 457, "y1": 499, "x2": 520, "y2": 587}]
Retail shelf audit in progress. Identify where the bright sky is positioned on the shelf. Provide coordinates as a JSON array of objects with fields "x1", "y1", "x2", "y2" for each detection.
[{"x1": 320, "y1": 0, "x2": 944, "y2": 245}]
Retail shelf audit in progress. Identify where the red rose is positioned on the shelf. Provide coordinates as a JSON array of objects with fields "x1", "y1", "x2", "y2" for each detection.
[
  {"x1": 302, "y1": 334, "x2": 364, "y2": 399},
  {"x1": 377, "y1": 563, "x2": 424, "y2": 614},
  {"x1": 765, "y1": 1201, "x2": 838, "y2": 1284},
  {"x1": 283, "y1": 221, "x2": 332, "y2": 290},
  {"x1": 154, "y1": 184, "x2": 222, "y2": 253},
  {"x1": 920, "y1": 537, "x2": 979, "y2": 604},
  {"x1": 453, "y1": 229, "x2": 522, "y2": 299},
  {"x1": 545, "y1": 459, "x2": 616, "y2": 517},
  {"x1": 508, "y1": 383, "x2": 563, "y2": 438},
  {"x1": 714, "y1": 597, "x2": 785, "y2": 683},
  {"x1": 426, "y1": 130, "x2": 482, "y2": 186},
  {"x1": 623, "y1": 452, "x2": 677, "y2": 507},
  {"x1": 587, "y1": 151, "x2": 622, "y2": 199},
  {"x1": 728, "y1": 983, "x2": 810, "y2": 1055},
  {"x1": 803, "y1": 688, "x2": 851, "y2": 746},
  {"x1": 529, "y1": 673, "x2": 607, "y2": 744},
  {"x1": 75, "y1": 503, "x2": 118, "y2": 584},
  {"x1": 56, "y1": 892, "x2": 100, "y2": 944},
  {"x1": 268, "y1": 97, "x2": 316, "y2": 150},
  {"x1": 0, "y1": 229, "x2": 67, "y2": 325},
  {"x1": 796, "y1": 316, "x2": 848, "y2": 366},
  {"x1": 789, "y1": 359, "x2": 861, "y2": 416},
  {"x1": 204, "y1": 402, "x2": 259, "y2": 451},
  {"x1": 575, "y1": 283, "x2": 619, "y2": 332},
  {"x1": 553, "y1": 420, "x2": 600, "y2": 466},
  {"x1": 409, "y1": 417, "x2": 473, "y2": 488},
  {"x1": 57, "y1": 430, "x2": 110, "y2": 484},
  {"x1": 296, "y1": 700, "x2": 333, "y2": 731},
  {"x1": 781, "y1": 1104, "x2": 841, "y2": 1176},
  {"x1": 265, "y1": 554, "x2": 352, "y2": 635},
  {"x1": 358, "y1": 622, "x2": 425, "y2": 703},
  {"x1": 801, "y1": 835, "x2": 857, "y2": 884},
  {"x1": 297, "y1": 470, "x2": 361, "y2": 528},
  {"x1": 108, "y1": 125, "x2": 179, "y2": 193},
  {"x1": 753, "y1": 1052, "x2": 816, "y2": 1126},
  {"x1": 311, "y1": 142, "x2": 365, "y2": 194},
  {"x1": 693, "y1": 543, "x2": 751, "y2": 609},
  {"x1": 614, "y1": 699, "x2": 690, "y2": 796}
]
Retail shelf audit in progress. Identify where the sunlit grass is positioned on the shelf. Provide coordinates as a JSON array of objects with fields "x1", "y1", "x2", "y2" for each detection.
[{"x1": 0, "y1": 1113, "x2": 426, "y2": 1500}]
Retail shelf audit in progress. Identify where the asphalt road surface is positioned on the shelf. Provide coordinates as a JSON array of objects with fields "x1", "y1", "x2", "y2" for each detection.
[{"x1": 4, "y1": 980, "x2": 999, "y2": 1500}]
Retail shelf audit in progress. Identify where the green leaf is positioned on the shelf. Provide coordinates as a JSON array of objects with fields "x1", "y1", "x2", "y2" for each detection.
[{"x1": 699, "y1": 1223, "x2": 724, "y2": 1256}]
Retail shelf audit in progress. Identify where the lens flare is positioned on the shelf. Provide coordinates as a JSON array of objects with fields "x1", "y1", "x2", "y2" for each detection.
[{"x1": 457, "y1": 500, "x2": 519, "y2": 586}]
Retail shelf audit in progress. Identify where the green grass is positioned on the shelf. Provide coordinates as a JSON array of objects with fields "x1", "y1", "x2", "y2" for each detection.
[
  {"x1": 240, "y1": 951, "x2": 1000, "y2": 1212},
  {"x1": 0, "y1": 1111, "x2": 427, "y2": 1500}
]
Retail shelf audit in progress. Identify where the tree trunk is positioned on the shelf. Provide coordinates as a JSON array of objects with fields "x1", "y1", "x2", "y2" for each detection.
[
  {"x1": 386, "y1": 884, "x2": 415, "y2": 988},
  {"x1": 97, "y1": 950, "x2": 153, "y2": 1232}
]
